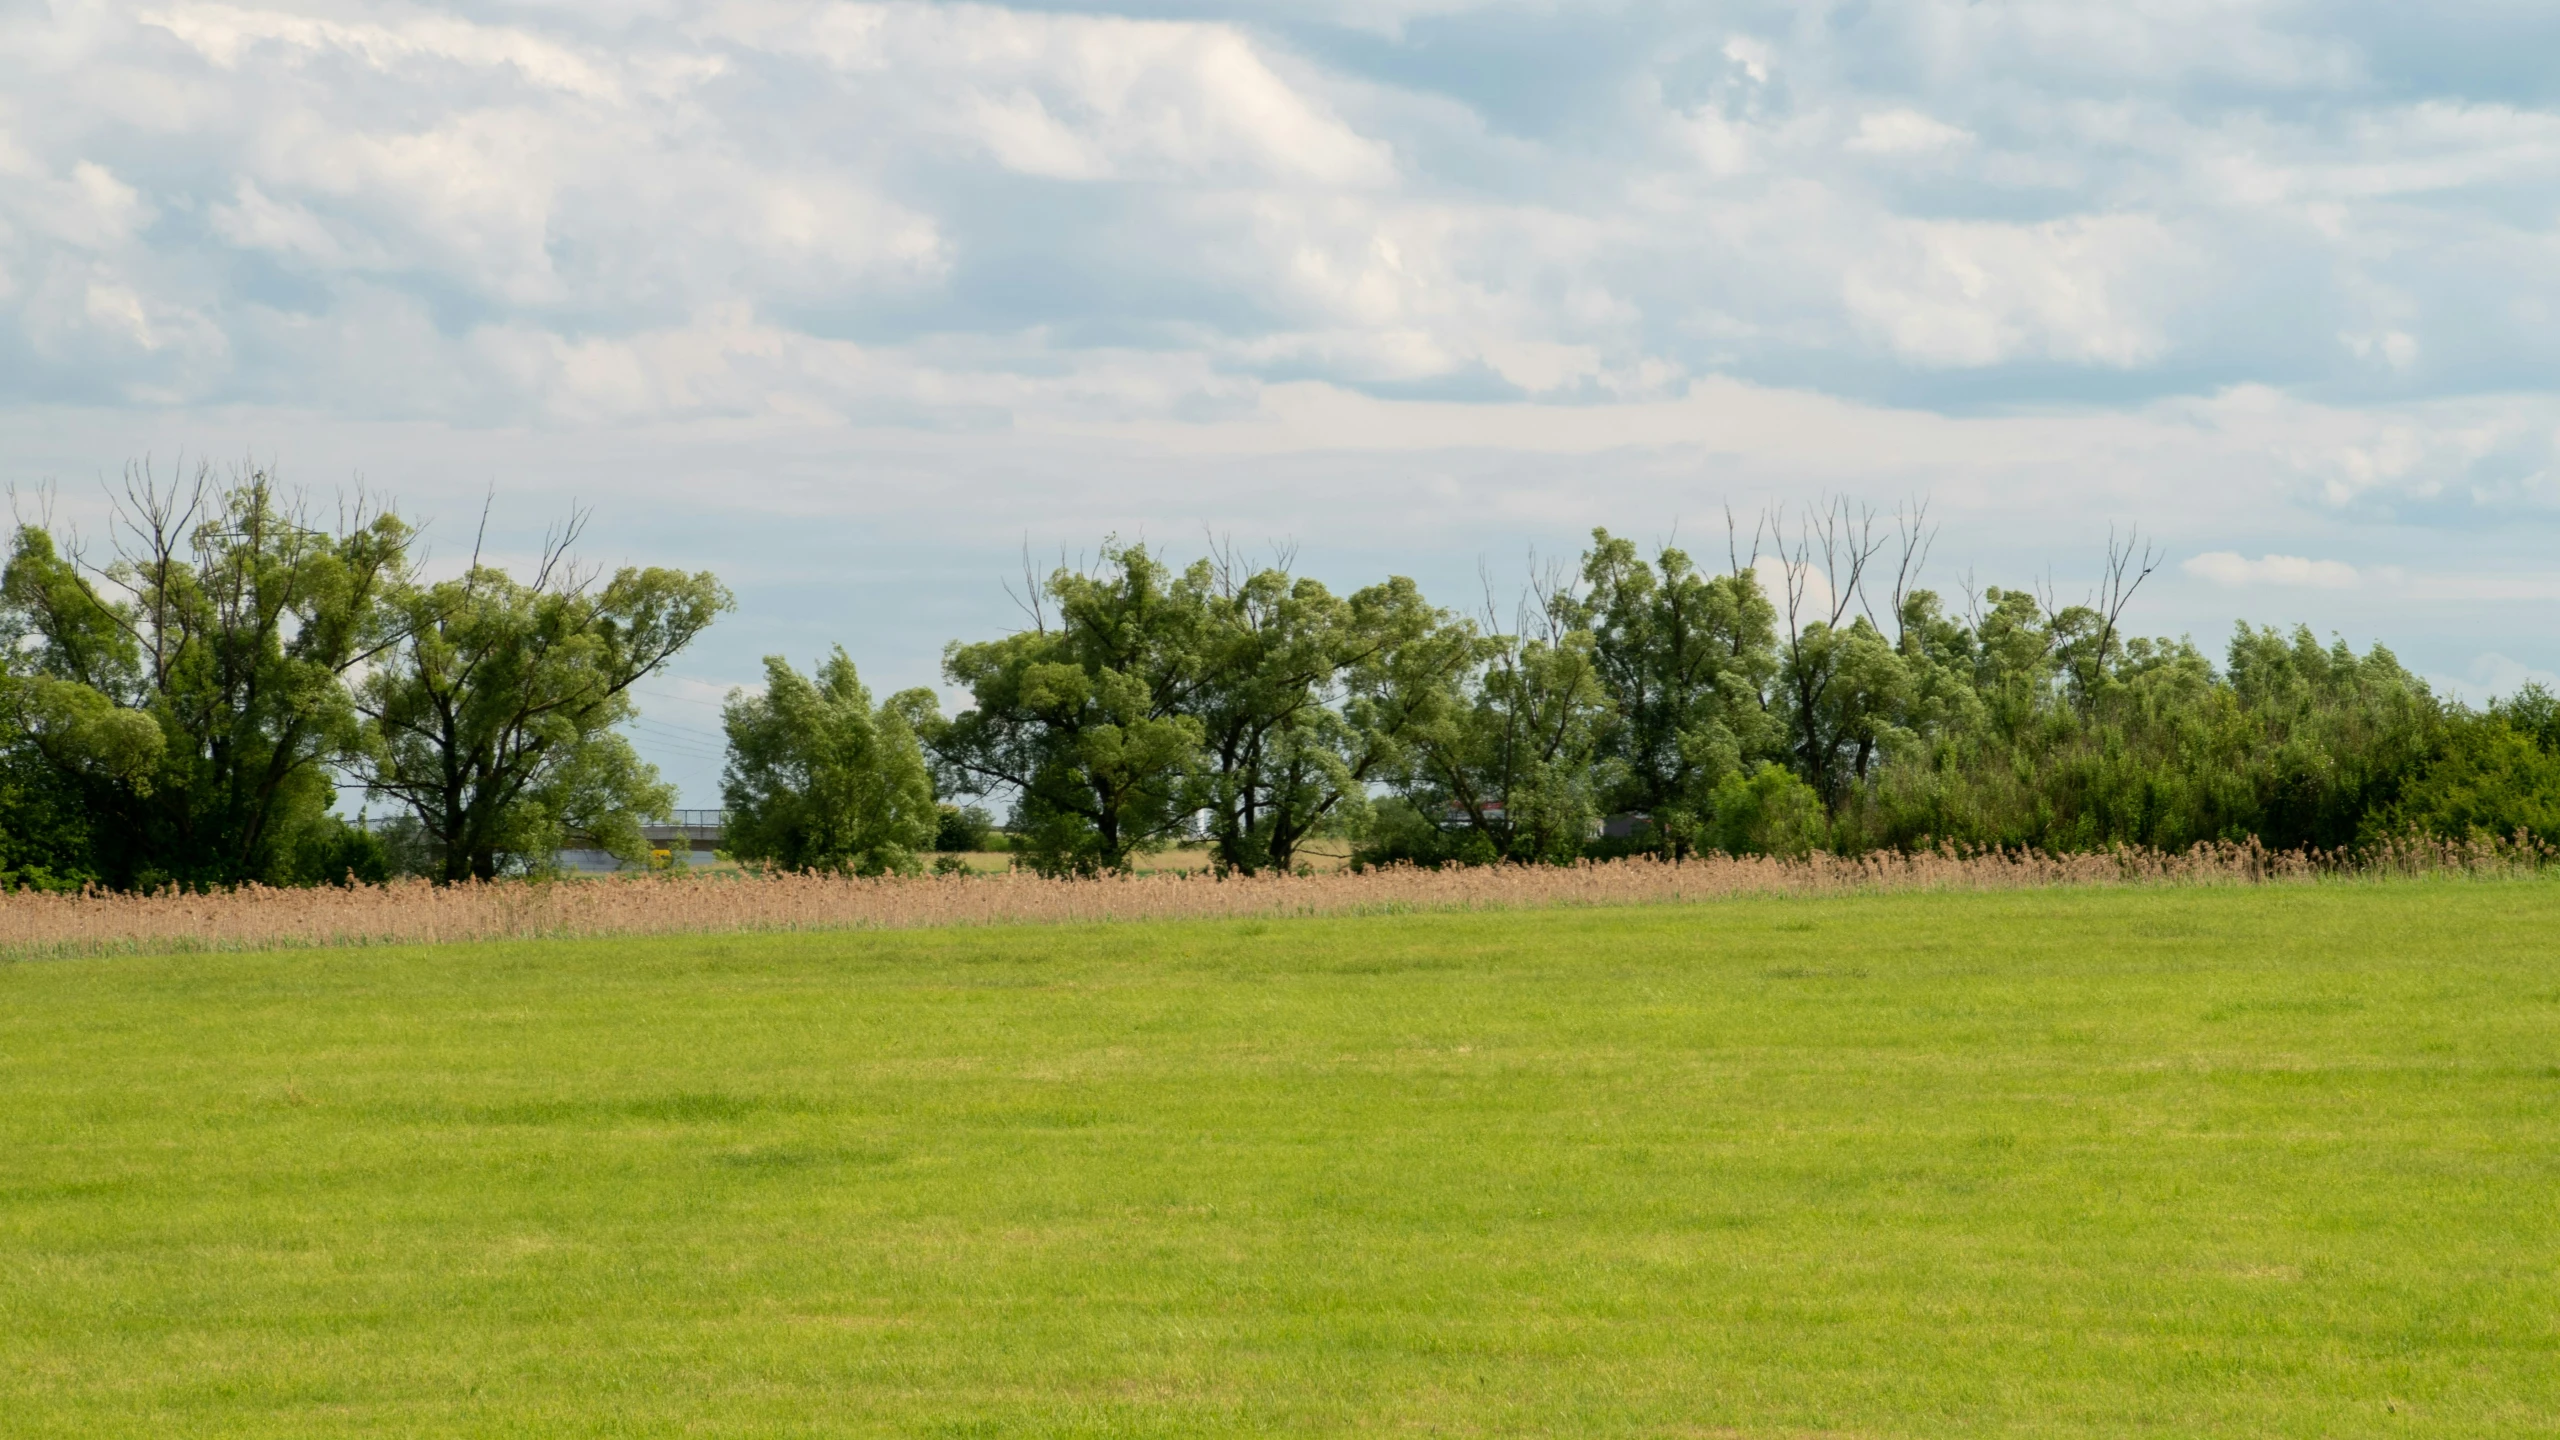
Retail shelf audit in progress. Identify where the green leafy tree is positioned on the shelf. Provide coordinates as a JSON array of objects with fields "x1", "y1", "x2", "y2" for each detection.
[
  {"x1": 357, "y1": 527, "x2": 728, "y2": 881},
  {"x1": 1192, "y1": 560, "x2": 1467, "y2": 875},
  {"x1": 1845, "y1": 605, "x2": 2437, "y2": 855},
  {"x1": 2, "y1": 464, "x2": 410, "y2": 887},
  {"x1": 1778, "y1": 615, "x2": 1911, "y2": 809},
  {"x1": 1392, "y1": 577, "x2": 1612, "y2": 865},
  {"x1": 2219, "y1": 624, "x2": 2438, "y2": 849},
  {"x1": 721, "y1": 648, "x2": 936, "y2": 875},
  {"x1": 2367, "y1": 704, "x2": 2560, "y2": 846},
  {"x1": 934, "y1": 804, "x2": 996, "y2": 854},
  {"x1": 931, "y1": 543, "x2": 1209, "y2": 876},
  {"x1": 1577, "y1": 528, "x2": 1782, "y2": 852},
  {"x1": 1757, "y1": 502, "x2": 1924, "y2": 814},
  {"x1": 0, "y1": 673, "x2": 103, "y2": 890},
  {"x1": 2493, "y1": 682, "x2": 2560, "y2": 753}
]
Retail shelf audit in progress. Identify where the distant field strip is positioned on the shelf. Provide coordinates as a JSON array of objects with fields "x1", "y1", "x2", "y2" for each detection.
[{"x1": 3, "y1": 839, "x2": 2548, "y2": 960}]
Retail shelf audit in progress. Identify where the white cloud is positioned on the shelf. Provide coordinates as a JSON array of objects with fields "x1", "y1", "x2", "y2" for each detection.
[
  {"x1": 143, "y1": 4, "x2": 628, "y2": 100},
  {"x1": 1888, "y1": 0, "x2": 2359, "y2": 91},
  {"x1": 2183, "y1": 552, "x2": 2361, "y2": 588},
  {"x1": 1842, "y1": 215, "x2": 2186, "y2": 367},
  {"x1": 2467, "y1": 653, "x2": 2560, "y2": 691},
  {"x1": 209, "y1": 179, "x2": 349, "y2": 264},
  {"x1": 759, "y1": 3, "x2": 1395, "y2": 187},
  {"x1": 2427, "y1": 652, "x2": 2560, "y2": 706},
  {"x1": 6, "y1": 0, "x2": 2558, "y2": 420},
  {"x1": 1720, "y1": 36, "x2": 1774, "y2": 86},
  {"x1": 1, "y1": 1, "x2": 2559, "y2": 721},
  {"x1": 2341, "y1": 329, "x2": 2418, "y2": 371},
  {"x1": 1845, "y1": 109, "x2": 1970, "y2": 156}
]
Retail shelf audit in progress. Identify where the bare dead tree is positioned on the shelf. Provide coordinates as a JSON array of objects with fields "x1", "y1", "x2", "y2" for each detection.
[
  {"x1": 2092, "y1": 524, "x2": 2163, "y2": 675},
  {"x1": 2034, "y1": 525, "x2": 2163, "y2": 713},
  {"x1": 1769, "y1": 496, "x2": 1883, "y2": 639},
  {"x1": 1002, "y1": 536, "x2": 1051, "y2": 634},
  {"x1": 1203, "y1": 528, "x2": 1241, "y2": 601},
  {"x1": 99, "y1": 459, "x2": 211, "y2": 691},
  {"x1": 1761, "y1": 497, "x2": 1892, "y2": 813},
  {"x1": 1724, "y1": 501, "x2": 1771, "y2": 583},
  {"x1": 1520, "y1": 547, "x2": 1582, "y2": 645},
  {"x1": 1874, "y1": 497, "x2": 1937, "y2": 649}
]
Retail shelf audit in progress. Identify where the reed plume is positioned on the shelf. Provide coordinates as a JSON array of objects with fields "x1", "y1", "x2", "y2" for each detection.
[{"x1": 1, "y1": 835, "x2": 2542, "y2": 963}]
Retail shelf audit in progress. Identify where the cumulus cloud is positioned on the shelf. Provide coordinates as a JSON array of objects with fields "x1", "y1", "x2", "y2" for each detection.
[
  {"x1": 759, "y1": 3, "x2": 1396, "y2": 186},
  {"x1": 0, "y1": 0, "x2": 2551, "y2": 423},
  {"x1": 1843, "y1": 215, "x2": 2187, "y2": 367}
]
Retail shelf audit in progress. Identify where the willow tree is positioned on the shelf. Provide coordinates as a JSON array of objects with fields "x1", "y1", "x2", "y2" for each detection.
[
  {"x1": 1575, "y1": 527, "x2": 1780, "y2": 854},
  {"x1": 720, "y1": 648, "x2": 935, "y2": 876},
  {"x1": 357, "y1": 522, "x2": 729, "y2": 881},
  {"x1": 929, "y1": 543, "x2": 1209, "y2": 876},
  {"x1": 1, "y1": 463, "x2": 410, "y2": 887},
  {"x1": 1190, "y1": 559, "x2": 1467, "y2": 876}
]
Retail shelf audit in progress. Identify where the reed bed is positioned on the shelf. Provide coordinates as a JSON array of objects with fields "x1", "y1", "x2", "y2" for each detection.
[{"x1": 1, "y1": 834, "x2": 2545, "y2": 963}]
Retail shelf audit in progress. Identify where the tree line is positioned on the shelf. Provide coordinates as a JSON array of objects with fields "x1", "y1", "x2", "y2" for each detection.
[
  {"x1": 6, "y1": 465, "x2": 2554, "y2": 889},
  {"x1": 721, "y1": 503, "x2": 2560, "y2": 878}
]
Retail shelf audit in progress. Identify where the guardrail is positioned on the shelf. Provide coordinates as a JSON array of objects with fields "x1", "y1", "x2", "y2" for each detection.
[{"x1": 354, "y1": 808, "x2": 732, "y2": 833}]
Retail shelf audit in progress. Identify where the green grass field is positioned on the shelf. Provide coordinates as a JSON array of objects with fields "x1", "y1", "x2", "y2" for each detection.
[{"x1": 5, "y1": 884, "x2": 2558, "y2": 1436}]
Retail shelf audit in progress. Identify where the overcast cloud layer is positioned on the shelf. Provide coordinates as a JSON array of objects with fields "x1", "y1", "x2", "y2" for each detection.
[{"x1": 6, "y1": 0, "x2": 2559, "y2": 801}]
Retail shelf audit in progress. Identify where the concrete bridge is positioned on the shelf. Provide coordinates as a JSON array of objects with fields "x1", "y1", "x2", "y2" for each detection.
[
  {"x1": 559, "y1": 809, "x2": 728, "y2": 872},
  {"x1": 642, "y1": 809, "x2": 728, "y2": 861}
]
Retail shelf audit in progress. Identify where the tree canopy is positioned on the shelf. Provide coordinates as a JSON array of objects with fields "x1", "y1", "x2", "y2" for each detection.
[
  {"x1": 1, "y1": 467, "x2": 725, "y2": 888},
  {"x1": 357, "y1": 524, "x2": 729, "y2": 882},
  {"x1": 721, "y1": 649, "x2": 936, "y2": 876}
]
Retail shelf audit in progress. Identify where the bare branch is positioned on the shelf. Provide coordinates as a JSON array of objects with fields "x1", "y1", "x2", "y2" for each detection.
[
  {"x1": 1882, "y1": 496, "x2": 1936, "y2": 647},
  {"x1": 1001, "y1": 535, "x2": 1050, "y2": 633},
  {"x1": 1812, "y1": 495, "x2": 1883, "y2": 632},
  {"x1": 2093, "y1": 523, "x2": 2163, "y2": 668}
]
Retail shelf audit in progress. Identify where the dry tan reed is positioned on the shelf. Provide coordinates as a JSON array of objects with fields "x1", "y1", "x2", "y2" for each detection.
[{"x1": 0, "y1": 836, "x2": 2545, "y2": 962}]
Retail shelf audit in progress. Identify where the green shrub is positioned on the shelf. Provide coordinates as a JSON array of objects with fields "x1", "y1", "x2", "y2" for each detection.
[
  {"x1": 288, "y1": 817, "x2": 391, "y2": 887},
  {"x1": 2367, "y1": 709, "x2": 2560, "y2": 846},
  {"x1": 1350, "y1": 797, "x2": 1486, "y2": 870},
  {"x1": 1709, "y1": 763, "x2": 1826, "y2": 858},
  {"x1": 934, "y1": 804, "x2": 995, "y2": 853}
]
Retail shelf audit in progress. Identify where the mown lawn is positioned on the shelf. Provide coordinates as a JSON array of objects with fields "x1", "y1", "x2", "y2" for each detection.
[{"x1": 3, "y1": 883, "x2": 2557, "y2": 1437}]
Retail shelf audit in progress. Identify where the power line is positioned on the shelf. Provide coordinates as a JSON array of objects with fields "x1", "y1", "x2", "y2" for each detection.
[
  {"x1": 629, "y1": 713, "x2": 727, "y2": 736},
  {"x1": 626, "y1": 735, "x2": 726, "y2": 763},
  {"x1": 628, "y1": 683, "x2": 736, "y2": 714},
  {"x1": 620, "y1": 728, "x2": 726, "y2": 760},
  {"x1": 629, "y1": 741, "x2": 726, "y2": 765}
]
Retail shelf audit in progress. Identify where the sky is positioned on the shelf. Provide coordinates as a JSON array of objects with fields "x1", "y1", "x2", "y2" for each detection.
[{"x1": 6, "y1": 0, "x2": 2560, "y2": 806}]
